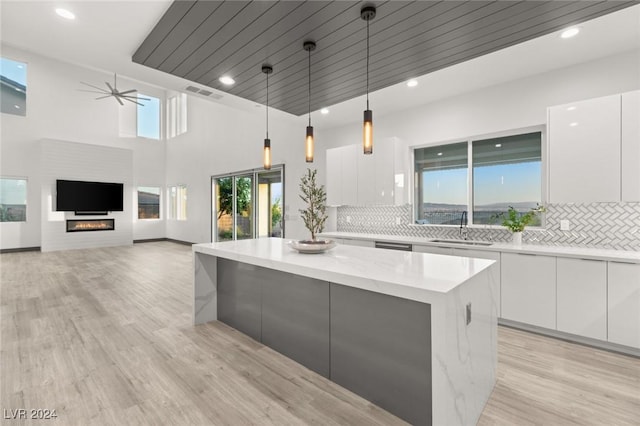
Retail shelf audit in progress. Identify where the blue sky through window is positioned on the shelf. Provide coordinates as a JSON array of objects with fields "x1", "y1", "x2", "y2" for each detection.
[
  {"x1": 0, "y1": 58, "x2": 27, "y2": 86},
  {"x1": 137, "y1": 94, "x2": 160, "y2": 139},
  {"x1": 474, "y1": 161, "x2": 541, "y2": 206}
]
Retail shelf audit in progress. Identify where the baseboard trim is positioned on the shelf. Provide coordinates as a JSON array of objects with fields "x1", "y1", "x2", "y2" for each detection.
[
  {"x1": 499, "y1": 319, "x2": 640, "y2": 358},
  {"x1": 0, "y1": 246, "x2": 41, "y2": 253},
  {"x1": 133, "y1": 238, "x2": 194, "y2": 246}
]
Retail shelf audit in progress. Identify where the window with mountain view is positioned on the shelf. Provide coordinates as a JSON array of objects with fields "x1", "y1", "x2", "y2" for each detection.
[
  {"x1": 414, "y1": 130, "x2": 542, "y2": 226},
  {"x1": 472, "y1": 132, "x2": 542, "y2": 225},
  {"x1": 414, "y1": 142, "x2": 468, "y2": 225}
]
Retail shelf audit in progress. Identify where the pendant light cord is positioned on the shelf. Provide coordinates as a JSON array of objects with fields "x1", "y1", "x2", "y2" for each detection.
[
  {"x1": 308, "y1": 46, "x2": 312, "y2": 127},
  {"x1": 266, "y1": 72, "x2": 269, "y2": 138},
  {"x1": 366, "y1": 16, "x2": 370, "y2": 110}
]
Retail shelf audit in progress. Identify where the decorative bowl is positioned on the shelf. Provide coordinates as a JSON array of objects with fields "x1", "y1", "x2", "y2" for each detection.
[{"x1": 288, "y1": 239, "x2": 337, "y2": 254}]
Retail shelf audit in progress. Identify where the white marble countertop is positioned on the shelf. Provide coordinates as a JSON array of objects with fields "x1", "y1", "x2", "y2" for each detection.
[
  {"x1": 318, "y1": 232, "x2": 640, "y2": 263},
  {"x1": 192, "y1": 238, "x2": 495, "y2": 304}
]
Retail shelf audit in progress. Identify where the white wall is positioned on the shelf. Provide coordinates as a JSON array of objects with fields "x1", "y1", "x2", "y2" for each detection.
[
  {"x1": 0, "y1": 45, "x2": 166, "y2": 249},
  {"x1": 164, "y1": 95, "x2": 313, "y2": 243},
  {"x1": 319, "y1": 51, "x2": 640, "y2": 151}
]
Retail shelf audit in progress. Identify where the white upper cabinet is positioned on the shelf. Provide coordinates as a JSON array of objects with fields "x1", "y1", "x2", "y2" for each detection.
[
  {"x1": 327, "y1": 139, "x2": 405, "y2": 206},
  {"x1": 622, "y1": 90, "x2": 640, "y2": 202},
  {"x1": 326, "y1": 147, "x2": 342, "y2": 206},
  {"x1": 548, "y1": 94, "x2": 621, "y2": 203},
  {"x1": 326, "y1": 144, "x2": 358, "y2": 206},
  {"x1": 356, "y1": 147, "x2": 376, "y2": 205}
]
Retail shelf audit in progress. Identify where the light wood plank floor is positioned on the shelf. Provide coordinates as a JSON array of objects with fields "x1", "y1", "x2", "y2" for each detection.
[{"x1": 1, "y1": 242, "x2": 638, "y2": 425}]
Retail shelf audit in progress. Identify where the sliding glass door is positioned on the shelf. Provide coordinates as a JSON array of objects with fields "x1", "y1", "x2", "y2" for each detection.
[
  {"x1": 212, "y1": 166, "x2": 284, "y2": 242},
  {"x1": 234, "y1": 174, "x2": 253, "y2": 240},
  {"x1": 257, "y1": 170, "x2": 283, "y2": 238}
]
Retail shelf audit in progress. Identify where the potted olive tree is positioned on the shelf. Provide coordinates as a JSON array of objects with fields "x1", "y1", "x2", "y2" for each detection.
[
  {"x1": 291, "y1": 168, "x2": 335, "y2": 253},
  {"x1": 500, "y1": 205, "x2": 546, "y2": 245}
]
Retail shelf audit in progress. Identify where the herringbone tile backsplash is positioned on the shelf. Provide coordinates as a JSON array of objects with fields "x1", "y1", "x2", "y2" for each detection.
[{"x1": 336, "y1": 203, "x2": 640, "y2": 251}]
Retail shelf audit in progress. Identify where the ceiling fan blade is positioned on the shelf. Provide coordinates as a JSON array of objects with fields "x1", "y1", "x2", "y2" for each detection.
[
  {"x1": 114, "y1": 95, "x2": 124, "y2": 106},
  {"x1": 118, "y1": 89, "x2": 138, "y2": 95},
  {"x1": 78, "y1": 89, "x2": 109, "y2": 94},
  {"x1": 124, "y1": 97, "x2": 145, "y2": 106},
  {"x1": 122, "y1": 95, "x2": 150, "y2": 103},
  {"x1": 80, "y1": 81, "x2": 109, "y2": 92},
  {"x1": 95, "y1": 95, "x2": 114, "y2": 100},
  {"x1": 105, "y1": 82, "x2": 115, "y2": 93}
]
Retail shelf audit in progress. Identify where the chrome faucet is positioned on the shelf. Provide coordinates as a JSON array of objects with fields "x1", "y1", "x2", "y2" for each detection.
[{"x1": 459, "y1": 211, "x2": 469, "y2": 240}]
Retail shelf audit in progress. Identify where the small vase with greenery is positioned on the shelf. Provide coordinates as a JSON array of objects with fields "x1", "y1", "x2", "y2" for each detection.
[
  {"x1": 499, "y1": 204, "x2": 546, "y2": 244},
  {"x1": 298, "y1": 168, "x2": 328, "y2": 242}
]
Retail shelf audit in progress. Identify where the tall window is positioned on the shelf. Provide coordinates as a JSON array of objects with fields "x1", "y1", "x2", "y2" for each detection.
[
  {"x1": 414, "y1": 130, "x2": 543, "y2": 226},
  {"x1": 166, "y1": 93, "x2": 187, "y2": 139},
  {"x1": 137, "y1": 94, "x2": 160, "y2": 140},
  {"x1": 1, "y1": 57, "x2": 27, "y2": 116},
  {"x1": 168, "y1": 185, "x2": 187, "y2": 220},
  {"x1": 473, "y1": 132, "x2": 542, "y2": 224},
  {"x1": 137, "y1": 186, "x2": 160, "y2": 219},
  {"x1": 414, "y1": 142, "x2": 468, "y2": 225},
  {"x1": 0, "y1": 178, "x2": 27, "y2": 222}
]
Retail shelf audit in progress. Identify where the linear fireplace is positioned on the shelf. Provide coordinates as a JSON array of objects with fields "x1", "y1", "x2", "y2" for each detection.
[{"x1": 66, "y1": 219, "x2": 115, "y2": 232}]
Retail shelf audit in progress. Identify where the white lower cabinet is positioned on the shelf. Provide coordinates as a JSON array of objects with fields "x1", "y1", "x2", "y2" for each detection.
[
  {"x1": 556, "y1": 258, "x2": 607, "y2": 340},
  {"x1": 412, "y1": 245, "x2": 453, "y2": 255},
  {"x1": 453, "y1": 248, "x2": 501, "y2": 317},
  {"x1": 340, "y1": 238, "x2": 375, "y2": 248},
  {"x1": 608, "y1": 262, "x2": 640, "y2": 349},
  {"x1": 501, "y1": 253, "x2": 556, "y2": 329}
]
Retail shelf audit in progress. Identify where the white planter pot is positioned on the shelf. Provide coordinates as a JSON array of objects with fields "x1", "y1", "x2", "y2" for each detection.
[{"x1": 512, "y1": 232, "x2": 523, "y2": 245}]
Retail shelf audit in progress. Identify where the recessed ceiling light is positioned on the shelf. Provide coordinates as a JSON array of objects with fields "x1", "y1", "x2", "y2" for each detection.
[
  {"x1": 567, "y1": 106, "x2": 576, "y2": 111},
  {"x1": 495, "y1": 144, "x2": 502, "y2": 148},
  {"x1": 437, "y1": 152, "x2": 443, "y2": 156},
  {"x1": 55, "y1": 8, "x2": 75, "y2": 20},
  {"x1": 219, "y1": 76, "x2": 235, "y2": 85},
  {"x1": 406, "y1": 79, "x2": 418, "y2": 88},
  {"x1": 560, "y1": 27, "x2": 580, "y2": 39},
  {"x1": 320, "y1": 108, "x2": 329, "y2": 114},
  {"x1": 570, "y1": 122, "x2": 578, "y2": 127}
]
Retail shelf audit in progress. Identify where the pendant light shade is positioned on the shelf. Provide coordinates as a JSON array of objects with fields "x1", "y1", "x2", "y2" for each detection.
[
  {"x1": 263, "y1": 138, "x2": 271, "y2": 170},
  {"x1": 262, "y1": 65, "x2": 273, "y2": 170},
  {"x1": 361, "y1": 6, "x2": 376, "y2": 155},
  {"x1": 304, "y1": 41, "x2": 316, "y2": 163}
]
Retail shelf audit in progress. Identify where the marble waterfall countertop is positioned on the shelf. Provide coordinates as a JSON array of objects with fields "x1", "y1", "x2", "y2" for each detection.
[
  {"x1": 318, "y1": 231, "x2": 640, "y2": 263},
  {"x1": 192, "y1": 238, "x2": 495, "y2": 304}
]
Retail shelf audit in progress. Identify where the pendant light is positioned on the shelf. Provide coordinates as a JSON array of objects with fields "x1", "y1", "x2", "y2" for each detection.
[
  {"x1": 361, "y1": 6, "x2": 376, "y2": 155},
  {"x1": 304, "y1": 41, "x2": 316, "y2": 163},
  {"x1": 262, "y1": 65, "x2": 273, "y2": 170}
]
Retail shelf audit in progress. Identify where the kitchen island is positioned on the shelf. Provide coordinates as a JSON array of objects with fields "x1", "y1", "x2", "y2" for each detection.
[{"x1": 193, "y1": 238, "x2": 497, "y2": 425}]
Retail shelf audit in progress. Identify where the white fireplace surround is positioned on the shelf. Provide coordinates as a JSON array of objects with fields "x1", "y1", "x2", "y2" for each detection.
[{"x1": 40, "y1": 139, "x2": 133, "y2": 252}]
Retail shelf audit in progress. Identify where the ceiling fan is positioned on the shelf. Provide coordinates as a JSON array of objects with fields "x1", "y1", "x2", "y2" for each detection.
[{"x1": 79, "y1": 74, "x2": 149, "y2": 106}]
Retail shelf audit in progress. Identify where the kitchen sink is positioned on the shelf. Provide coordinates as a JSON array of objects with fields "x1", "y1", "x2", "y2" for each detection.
[{"x1": 429, "y1": 239, "x2": 493, "y2": 246}]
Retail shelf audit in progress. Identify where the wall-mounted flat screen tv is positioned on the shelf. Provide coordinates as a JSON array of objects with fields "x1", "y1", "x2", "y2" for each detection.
[{"x1": 56, "y1": 179, "x2": 124, "y2": 213}]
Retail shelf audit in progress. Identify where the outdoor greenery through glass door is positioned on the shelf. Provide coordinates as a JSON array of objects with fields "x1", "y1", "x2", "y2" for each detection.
[{"x1": 213, "y1": 166, "x2": 283, "y2": 242}]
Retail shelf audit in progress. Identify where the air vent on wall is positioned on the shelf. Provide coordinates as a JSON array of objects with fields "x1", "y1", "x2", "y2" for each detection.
[{"x1": 184, "y1": 85, "x2": 223, "y2": 99}]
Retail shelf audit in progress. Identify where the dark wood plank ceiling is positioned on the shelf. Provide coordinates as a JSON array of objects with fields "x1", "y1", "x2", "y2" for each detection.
[{"x1": 133, "y1": 1, "x2": 636, "y2": 116}]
